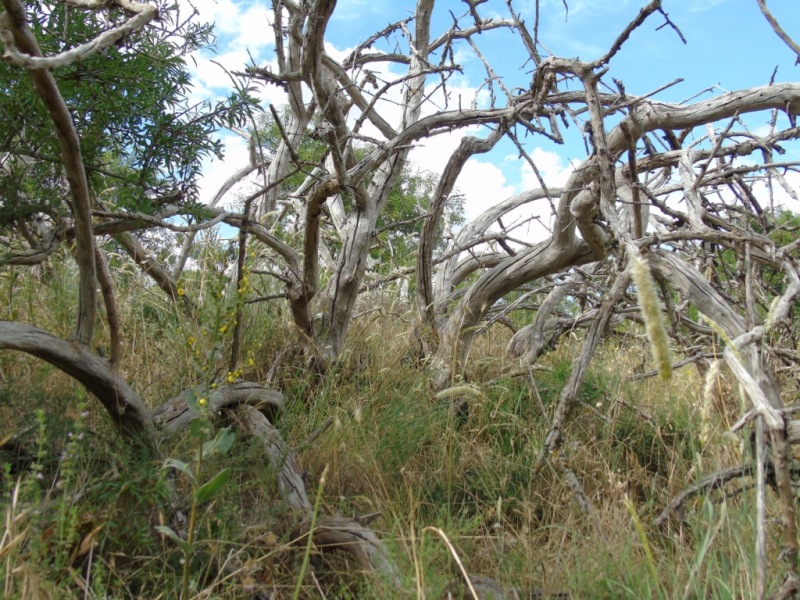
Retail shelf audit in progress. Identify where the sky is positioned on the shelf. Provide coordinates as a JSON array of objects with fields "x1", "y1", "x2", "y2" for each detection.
[{"x1": 177, "y1": 0, "x2": 800, "y2": 236}]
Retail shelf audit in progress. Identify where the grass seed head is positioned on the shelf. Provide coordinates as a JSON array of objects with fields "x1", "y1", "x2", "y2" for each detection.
[{"x1": 632, "y1": 256, "x2": 672, "y2": 380}]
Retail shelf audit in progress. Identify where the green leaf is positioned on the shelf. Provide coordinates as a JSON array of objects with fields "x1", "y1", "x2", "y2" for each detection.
[
  {"x1": 155, "y1": 525, "x2": 194, "y2": 555},
  {"x1": 185, "y1": 388, "x2": 199, "y2": 413},
  {"x1": 200, "y1": 427, "x2": 235, "y2": 459},
  {"x1": 163, "y1": 458, "x2": 196, "y2": 485},
  {"x1": 189, "y1": 418, "x2": 209, "y2": 440},
  {"x1": 194, "y1": 468, "x2": 231, "y2": 506}
]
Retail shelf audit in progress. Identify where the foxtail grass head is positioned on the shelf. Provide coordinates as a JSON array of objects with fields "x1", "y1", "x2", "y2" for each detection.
[{"x1": 631, "y1": 256, "x2": 672, "y2": 380}]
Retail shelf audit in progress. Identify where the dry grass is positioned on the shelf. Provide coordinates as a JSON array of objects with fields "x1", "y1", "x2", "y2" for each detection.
[{"x1": 0, "y1": 260, "x2": 792, "y2": 598}]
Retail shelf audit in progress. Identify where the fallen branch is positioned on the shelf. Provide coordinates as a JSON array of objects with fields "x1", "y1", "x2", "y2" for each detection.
[
  {"x1": 653, "y1": 464, "x2": 755, "y2": 528},
  {"x1": 152, "y1": 381, "x2": 284, "y2": 433},
  {"x1": 236, "y1": 405, "x2": 403, "y2": 588}
]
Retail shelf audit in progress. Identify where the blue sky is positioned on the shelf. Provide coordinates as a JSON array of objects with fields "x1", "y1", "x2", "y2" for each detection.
[
  {"x1": 181, "y1": 0, "x2": 800, "y2": 230},
  {"x1": 324, "y1": 0, "x2": 798, "y2": 93}
]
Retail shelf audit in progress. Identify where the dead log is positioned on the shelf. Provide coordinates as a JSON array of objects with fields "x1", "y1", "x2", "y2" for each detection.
[{"x1": 152, "y1": 381, "x2": 284, "y2": 434}]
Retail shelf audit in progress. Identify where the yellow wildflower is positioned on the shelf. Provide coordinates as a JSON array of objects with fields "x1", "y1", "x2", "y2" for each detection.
[
  {"x1": 177, "y1": 288, "x2": 186, "y2": 296},
  {"x1": 198, "y1": 398, "x2": 207, "y2": 407}
]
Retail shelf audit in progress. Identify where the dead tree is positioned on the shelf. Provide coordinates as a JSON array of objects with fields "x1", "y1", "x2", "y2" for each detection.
[{"x1": 3, "y1": 0, "x2": 800, "y2": 593}]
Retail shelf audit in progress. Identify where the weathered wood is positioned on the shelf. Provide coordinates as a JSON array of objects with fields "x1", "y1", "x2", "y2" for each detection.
[
  {"x1": 432, "y1": 235, "x2": 599, "y2": 389},
  {"x1": 300, "y1": 516, "x2": 402, "y2": 587},
  {"x1": 654, "y1": 464, "x2": 755, "y2": 528},
  {"x1": 541, "y1": 270, "x2": 630, "y2": 456},
  {"x1": 236, "y1": 405, "x2": 404, "y2": 587},
  {"x1": 507, "y1": 266, "x2": 595, "y2": 363},
  {"x1": 416, "y1": 131, "x2": 504, "y2": 332},
  {"x1": 0, "y1": 321, "x2": 155, "y2": 448},
  {"x1": 152, "y1": 381, "x2": 284, "y2": 433},
  {"x1": 649, "y1": 252, "x2": 800, "y2": 584},
  {"x1": 236, "y1": 404, "x2": 311, "y2": 512}
]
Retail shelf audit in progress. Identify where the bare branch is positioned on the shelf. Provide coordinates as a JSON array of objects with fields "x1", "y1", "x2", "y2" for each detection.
[
  {"x1": 0, "y1": 0, "x2": 158, "y2": 70},
  {"x1": 756, "y1": 0, "x2": 800, "y2": 65},
  {"x1": 0, "y1": 321, "x2": 155, "y2": 447},
  {"x1": 590, "y1": 0, "x2": 663, "y2": 68}
]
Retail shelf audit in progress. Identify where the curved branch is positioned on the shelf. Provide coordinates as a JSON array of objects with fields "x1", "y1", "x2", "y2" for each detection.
[
  {"x1": 0, "y1": 321, "x2": 155, "y2": 447},
  {"x1": 0, "y1": 0, "x2": 157, "y2": 70},
  {"x1": 618, "y1": 83, "x2": 800, "y2": 143},
  {"x1": 508, "y1": 267, "x2": 596, "y2": 363},
  {"x1": 152, "y1": 381, "x2": 284, "y2": 433},
  {"x1": 417, "y1": 130, "x2": 504, "y2": 331},
  {"x1": 434, "y1": 187, "x2": 562, "y2": 303},
  {"x1": 653, "y1": 464, "x2": 755, "y2": 528},
  {"x1": 432, "y1": 234, "x2": 599, "y2": 388},
  {"x1": 236, "y1": 405, "x2": 403, "y2": 587}
]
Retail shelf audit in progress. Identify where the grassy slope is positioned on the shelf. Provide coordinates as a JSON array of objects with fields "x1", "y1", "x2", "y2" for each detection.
[{"x1": 0, "y1": 255, "x2": 787, "y2": 598}]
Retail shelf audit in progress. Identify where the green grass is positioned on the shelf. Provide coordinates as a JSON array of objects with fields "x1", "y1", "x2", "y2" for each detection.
[{"x1": 0, "y1": 260, "x2": 791, "y2": 599}]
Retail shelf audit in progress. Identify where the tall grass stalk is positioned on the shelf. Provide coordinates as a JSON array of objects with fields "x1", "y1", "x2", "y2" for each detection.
[
  {"x1": 2, "y1": 480, "x2": 24, "y2": 598},
  {"x1": 293, "y1": 464, "x2": 329, "y2": 600},
  {"x1": 625, "y1": 494, "x2": 663, "y2": 597},
  {"x1": 423, "y1": 526, "x2": 479, "y2": 600},
  {"x1": 682, "y1": 500, "x2": 726, "y2": 600},
  {"x1": 2, "y1": 255, "x2": 779, "y2": 598}
]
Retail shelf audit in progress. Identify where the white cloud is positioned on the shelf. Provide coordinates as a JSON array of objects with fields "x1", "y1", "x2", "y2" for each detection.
[
  {"x1": 179, "y1": 10, "x2": 551, "y2": 246},
  {"x1": 517, "y1": 147, "x2": 575, "y2": 190},
  {"x1": 194, "y1": 133, "x2": 252, "y2": 208},
  {"x1": 323, "y1": 41, "x2": 352, "y2": 63},
  {"x1": 179, "y1": 0, "x2": 276, "y2": 100},
  {"x1": 171, "y1": 1, "x2": 290, "y2": 212},
  {"x1": 456, "y1": 159, "x2": 516, "y2": 223},
  {"x1": 496, "y1": 148, "x2": 574, "y2": 240},
  {"x1": 191, "y1": 50, "x2": 254, "y2": 95},
  {"x1": 219, "y1": 4, "x2": 274, "y2": 52},
  {"x1": 404, "y1": 75, "x2": 516, "y2": 223},
  {"x1": 751, "y1": 169, "x2": 800, "y2": 213},
  {"x1": 181, "y1": 0, "x2": 274, "y2": 51},
  {"x1": 410, "y1": 141, "x2": 562, "y2": 243}
]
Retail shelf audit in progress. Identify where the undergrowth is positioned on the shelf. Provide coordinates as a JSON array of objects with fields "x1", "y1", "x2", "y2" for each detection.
[{"x1": 0, "y1": 258, "x2": 790, "y2": 598}]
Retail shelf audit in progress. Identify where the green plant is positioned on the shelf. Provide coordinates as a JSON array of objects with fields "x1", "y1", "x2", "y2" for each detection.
[
  {"x1": 158, "y1": 403, "x2": 235, "y2": 599},
  {"x1": 52, "y1": 397, "x2": 89, "y2": 572},
  {"x1": 2, "y1": 233, "x2": 796, "y2": 598}
]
